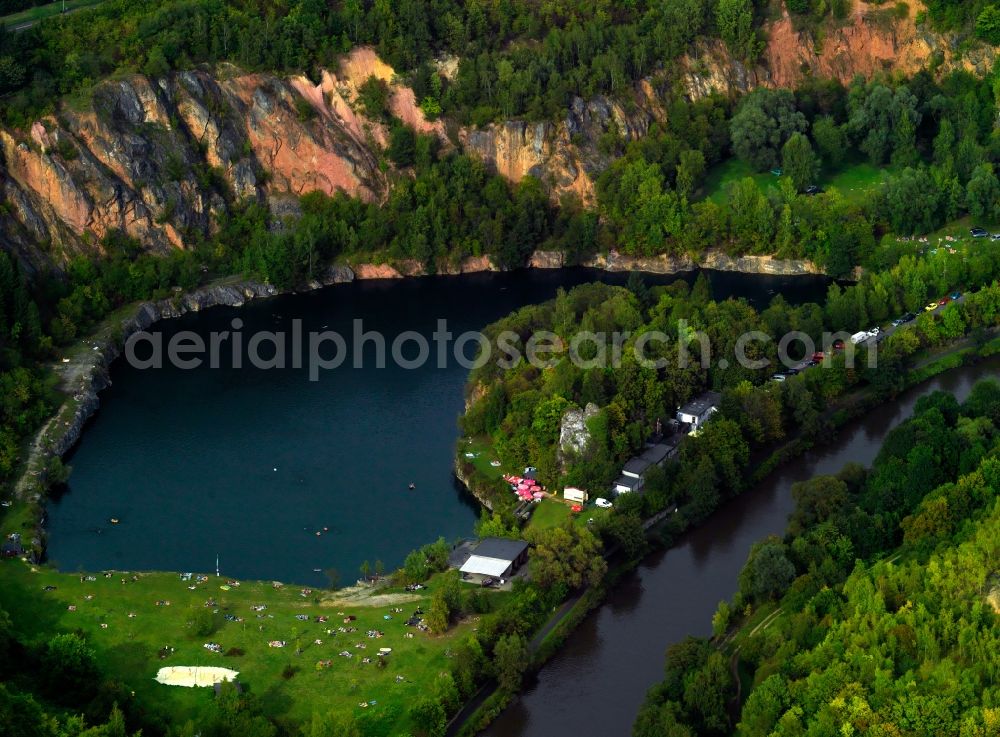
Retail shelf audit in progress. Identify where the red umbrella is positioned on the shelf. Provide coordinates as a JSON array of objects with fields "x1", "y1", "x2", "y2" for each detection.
[{"x1": 571, "y1": 504, "x2": 583, "y2": 513}]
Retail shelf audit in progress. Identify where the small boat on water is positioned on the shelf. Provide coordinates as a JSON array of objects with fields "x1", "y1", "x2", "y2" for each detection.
[
  {"x1": 109, "y1": 518, "x2": 120, "y2": 525},
  {"x1": 408, "y1": 482, "x2": 415, "y2": 490}
]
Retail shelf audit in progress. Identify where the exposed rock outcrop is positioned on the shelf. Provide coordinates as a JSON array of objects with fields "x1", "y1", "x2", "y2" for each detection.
[
  {"x1": 559, "y1": 403, "x2": 601, "y2": 459},
  {"x1": 461, "y1": 90, "x2": 662, "y2": 205},
  {"x1": 0, "y1": 48, "x2": 433, "y2": 266},
  {"x1": 682, "y1": 1, "x2": 998, "y2": 100},
  {"x1": 520, "y1": 249, "x2": 822, "y2": 276},
  {"x1": 3, "y1": 10, "x2": 995, "y2": 269}
]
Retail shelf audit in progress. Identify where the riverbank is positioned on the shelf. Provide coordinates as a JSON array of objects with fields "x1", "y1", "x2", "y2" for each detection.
[
  {"x1": 448, "y1": 280, "x2": 1000, "y2": 736},
  {"x1": 0, "y1": 265, "x2": 990, "y2": 737},
  {"x1": 471, "y1": 342, "x2": 1000, "y2": 737}
]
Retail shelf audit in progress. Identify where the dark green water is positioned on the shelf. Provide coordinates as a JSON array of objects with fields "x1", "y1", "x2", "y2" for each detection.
[{"x1": 45, "y1": 269, "x2": 829, "y2": 586}]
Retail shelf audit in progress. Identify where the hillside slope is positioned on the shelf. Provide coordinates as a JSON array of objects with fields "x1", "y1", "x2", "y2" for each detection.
[{"x1": 0, "y1": 2, "x2": 995, "y2": 269}]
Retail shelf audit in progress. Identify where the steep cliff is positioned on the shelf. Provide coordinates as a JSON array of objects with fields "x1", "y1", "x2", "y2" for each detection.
[
  {"x1": 1, "y1": 5, "x2": 994, "y2": 268},
  {"x1": 0, "y1": 49, "x2": 435, "y2": 268},
  {"x1": 681, "y1": 0, "x2": 997, "y2": 99},
  {"x1": 461, "y1": 83, "x2": 665, "y2": 205}
]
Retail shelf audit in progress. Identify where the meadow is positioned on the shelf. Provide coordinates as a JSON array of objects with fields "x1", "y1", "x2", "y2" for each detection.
[{"x1": 0, "y1": 559, "x2": 492, "y2": 732}]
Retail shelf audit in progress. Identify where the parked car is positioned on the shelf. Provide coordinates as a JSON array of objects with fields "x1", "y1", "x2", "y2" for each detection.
[
  {"x1": 833, "y1": 339, "x2": 845, "y2": 350},
  {"x1": 595, "y1": 498, "x2": 613, "y2": 509},
  {"x1": 891, "y1": 316, "x2": 905, "y2": 327},
  {"x1": 950, "y1": 291, "x2": 962, "y2": 300},
  {"x1": 770, "y1": 373, "x2": 787, "y2": 382},
  {"x1": 971, "y1": 227, "x2": 989, "y2": 238},
  {"x1": 803, "y1": 184, "x2": 824, "y2": 195},
  {"x1": 811, "y1": 351, "x2": 826, "y2": 362},
  {"x1": 785, "y1": 367, "x2": 800, "y2": 376},
  {"x1": 925, "y1": 301, "x2": 939, "y2": 312},
  {"x1": 938, "y1": 297, "x2": 950, "y2": 306},
  {"x1": 902, "y1": 312, "x2": 917, "y2": 323},
  {"x1": 991, "y1": 234, "x2": 1000, "y2": 241}
]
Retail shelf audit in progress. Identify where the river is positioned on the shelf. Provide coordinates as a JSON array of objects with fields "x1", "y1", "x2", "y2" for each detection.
[
  {"x1": 45, "y1": 268, "x2": 828, "y2": 587},
  {"x1": 482, "y1": 355, "x2": 1000, "y2": 737}
]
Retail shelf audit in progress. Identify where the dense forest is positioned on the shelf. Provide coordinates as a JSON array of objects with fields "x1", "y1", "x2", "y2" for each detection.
[
  {"x1": 634, "y1": 380, "x2": 1000, "y2": 736},
  {"x1": 0, "y1": 0, "x2": 997, "y2": 127}
]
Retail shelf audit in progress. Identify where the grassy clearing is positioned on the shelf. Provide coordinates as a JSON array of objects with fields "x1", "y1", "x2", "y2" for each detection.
[
  {"x1": 0, "y1": 560, "x2": 487, "y2": 732},
  {"x1": 703, "y1": 159, "x2": 781, "y2": 204},
  {"x1": 526, "y1": 498, "x2": 571, "y2": 530},
  {"x1": 824, "y1": 161, "x2": 891, "y2": 203},
  {"x1": 459, "y1": 437, "x2": 505, "y2": 482},
  {"x1": 0, "y1": 0, "x2": 103, "y2": 27},
  {"x1": 703, "y1": 157, "x2": 891, "y2": 206}
]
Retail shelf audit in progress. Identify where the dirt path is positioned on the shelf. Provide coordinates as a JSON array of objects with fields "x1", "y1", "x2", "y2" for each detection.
[
  {"x1": 15, "y1": 337, "x2": 108, "y2": 502},
  {"x1": 319, "y1": 582, "x2": 423, "y2": 608}
]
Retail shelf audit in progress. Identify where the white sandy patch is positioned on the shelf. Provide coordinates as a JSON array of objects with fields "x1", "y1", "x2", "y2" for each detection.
[{"x1": 155, "y1": 666, "x2": 239, "y2": 687}]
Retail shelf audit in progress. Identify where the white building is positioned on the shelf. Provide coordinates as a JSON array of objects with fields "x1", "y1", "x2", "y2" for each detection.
[
  {"x1": 563, "y1": 487, "x2": 588, "y2": 504},
  {"x1": 676, "y1": 391, "x2": 722, "y2": 435}
]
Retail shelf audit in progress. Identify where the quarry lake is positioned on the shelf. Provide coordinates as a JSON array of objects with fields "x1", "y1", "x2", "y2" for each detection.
[{"x1": 45, "y1": 268, "x2": 830, "y2": 586}]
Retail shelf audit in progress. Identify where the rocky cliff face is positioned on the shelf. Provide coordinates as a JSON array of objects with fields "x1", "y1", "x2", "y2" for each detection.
[
  {"x1": 1, "y1": 6, "x2": 993, "y2": 269},
  {"x1": 461, "y1": 83, "x2": 664, "y2": 205},
  {"x1": 559, "y1": 403, "x2": 601, "y2": 461},
  {"x1": 681, "y1": 0, "x2": 997, "y2": 99},
  {"x1": 0, "y1": 48, "x2": 435, "y2": 269}
]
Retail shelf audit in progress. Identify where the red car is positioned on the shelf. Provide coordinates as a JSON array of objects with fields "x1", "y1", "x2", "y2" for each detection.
[
  {"x1": 833, "y1": 339, "x2": 845, "y2": 350},
  {"x1": 938, "y1": 297, "x2": 950, "y2": 306},
  {"x1": 812, "y1": 351, "x2": 826, "y2": 362}
]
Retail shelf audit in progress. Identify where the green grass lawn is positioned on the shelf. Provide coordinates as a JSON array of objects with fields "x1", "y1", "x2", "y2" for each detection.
[
  {"x1": 527, "y1": 498, "x2": 571, "y2": 530},
  {"x1": 824, "y1": 161, "x2": 890, "y2": 203},
  {"x1": 460, "y1": 437, "x2": 505, "y2": 481},
  {"x1": 0, "y1": 560, "x2": 485, "y2": 732},
  {"x1": 0, "y1": 0, "x2": 104, "y2": 27},
  {"x1": 877, "y1": 214, "x2": 1000, "y2": 270},
  {"x1": 526, "y1": 497, "x2": 612, "y2": 532},
  {"x1": 702, "y1": 156, "x2": 892, "y2": 206},
  {"x1": 703, "y1": 159, "x2": 780, "y2": 204}
]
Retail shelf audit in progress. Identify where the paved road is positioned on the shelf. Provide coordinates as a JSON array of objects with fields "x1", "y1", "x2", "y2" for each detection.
[
  {"x1": 873, "y1": 290, "x2": 968, "y2": 344},
  {"x1": 775, "y1": 290, "x2": 970, "y2": 378}
]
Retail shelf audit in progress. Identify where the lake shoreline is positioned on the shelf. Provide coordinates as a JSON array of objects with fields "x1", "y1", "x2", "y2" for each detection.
[{"x1": 14, "y1": 249, "x2": 824, "y2": 539}]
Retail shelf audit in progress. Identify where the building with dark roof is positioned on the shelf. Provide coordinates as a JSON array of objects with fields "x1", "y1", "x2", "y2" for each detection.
[
  {"x1": 676, "y1": 391, "x2": 722, "y2": 434},
  {"x1": 613, "y1": 475, "x2": 643, "y2": 494},
  {"x1": 640, "y1": 442, "x2": 677, "y2": 467},
  {"x1": 622, "y1": 457, "x2": 652, "y2": 479},
  {"x1": 459, "y1": 537, "x2": 529, "y2": 580}
]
